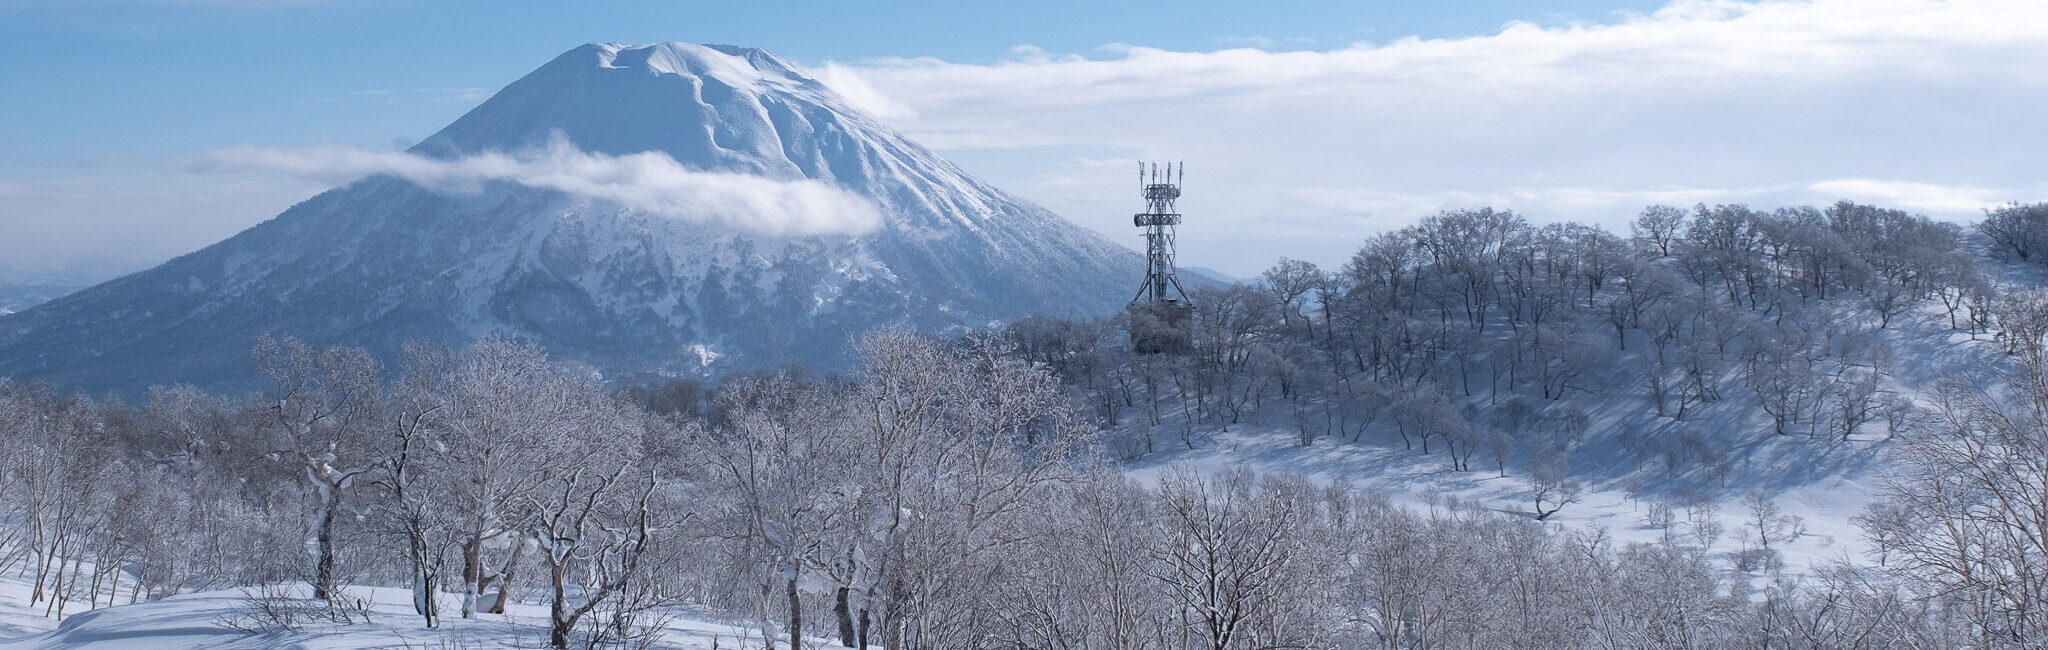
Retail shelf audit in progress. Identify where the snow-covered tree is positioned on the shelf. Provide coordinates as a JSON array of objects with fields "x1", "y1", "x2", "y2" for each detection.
[{"x1": 251, "y1": 336, "x2": 383, "y2": 601}]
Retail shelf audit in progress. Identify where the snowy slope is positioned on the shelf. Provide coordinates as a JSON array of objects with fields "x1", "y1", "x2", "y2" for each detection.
[
  {"x1": 0, "y1": 43, "x2": 1144, "y2": 397},
  {"x1": 0, "y1": 577, "x2": 783, "y2": 650},
  {"x1": 1116, "y1": 289, "x2": 2006, "y2": 581}
]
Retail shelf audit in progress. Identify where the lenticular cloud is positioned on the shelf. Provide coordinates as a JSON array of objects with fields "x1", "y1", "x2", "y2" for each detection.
[{"x1": 195, "y1": 134, "x2": 884, "y2": 237}]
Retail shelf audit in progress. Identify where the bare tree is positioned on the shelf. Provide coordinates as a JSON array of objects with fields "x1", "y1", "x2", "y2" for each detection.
[
  {"x1": 251, "y1": 336, "x2": 383, "y2": 601},
  {"x1": 1979, "y1": 202, "x2": 2048, "y2": 263},
  {"x1": 1870, "y1": 371, "x2": 2048, "y2": 646},
  {"x1": 527, "y1": 462, "x2": 656, "y2": 649},
  {"x1": 702, "y1": 375, "x2": 857, "y2": 650},
  {"x1": 1634, "y1": 204, "x2": 1687, "y2": 256},
  {"x1": 434, "y1": 336, "x2": 594, "y2": 617},
  {"x1": 1149, "y1": 467, "x2": 1311, "y2": 650},
  {"x1": 1527, "y1": 446, "x2": 1581, "y2": 521},
  {"x1": 368, "y1": 343, "x2": 454, "y2": 627},
  {"x1": 1262, "y1": 257, "x2": 1322, "y2": 336}
]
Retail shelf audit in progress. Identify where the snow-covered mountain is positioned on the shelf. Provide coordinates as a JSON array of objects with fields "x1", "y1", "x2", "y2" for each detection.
[{"x1": 0, "y1": 42, "x2": 1144, "y2": 396}]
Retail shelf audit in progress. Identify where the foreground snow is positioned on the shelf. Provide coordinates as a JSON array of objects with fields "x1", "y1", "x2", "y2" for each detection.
[{"x1": 0, "y1": 579, "x2": 781, "y2": 650}]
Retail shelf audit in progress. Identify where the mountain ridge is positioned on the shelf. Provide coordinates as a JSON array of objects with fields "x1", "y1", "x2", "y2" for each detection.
[{"x1": 0, "y1": 42, "x2": 1146, "y2": 397}]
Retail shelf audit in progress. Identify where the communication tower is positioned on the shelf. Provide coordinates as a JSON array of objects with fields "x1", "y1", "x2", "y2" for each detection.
[{"x1": 1131, "y1": 162, "x2": 1191, "y2": 305}]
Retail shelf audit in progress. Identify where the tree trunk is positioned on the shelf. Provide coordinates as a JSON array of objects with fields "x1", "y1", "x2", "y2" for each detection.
[
  {"x1": 412, "y1": 530, "x2": 439, "y2": 627},
  {"x1": 549, "y1": 561, "x2": 572, "y2": 649},
  {"x1": 760, "y1": 579, "x2": 779, "y2": 650},
  {"x1": 489, "y1": 532, "x2": 527, "y2": 614},
  {"x1": 857, "y1": 605, "x2": 871, "y2": 650},
  {"x1": 834, "y1": 586, "x2": 855, "y2": 647},
  {"x1": 103, "y1": 563, "x2": 119, "y2": 610},
  {"x1": 313, "y1": 494, "x2": 339, "y2": 601},
  {"x1": 787, "y1": 573, "x2": 802, "y2": 650},
  {"x1": 460, "y1": 536, "x2": 481, "y2": 618}
]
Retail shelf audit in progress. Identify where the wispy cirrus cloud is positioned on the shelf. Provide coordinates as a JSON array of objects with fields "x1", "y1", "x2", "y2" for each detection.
[{"x1": 191, "y1": 134, "x2": 884, "y2": 237}]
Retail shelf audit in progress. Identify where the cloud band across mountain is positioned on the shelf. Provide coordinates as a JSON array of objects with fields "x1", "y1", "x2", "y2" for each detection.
[{"x1": 192, "y1": 135, "x2": 884, "y2": 237}]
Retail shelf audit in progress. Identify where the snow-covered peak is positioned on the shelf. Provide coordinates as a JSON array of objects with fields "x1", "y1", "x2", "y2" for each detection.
[
  {"x1": 415, "y1": 42, "x2": 900, "y2": 189},
  {"x1": 0, "y1": 41, "x2": 1145, "y2": 397},
  {"x1": 411, "y1": 41, "x2": 1029, "y2": 235},
  {"x1": 582, "y1": 42, "x2": 812, "y2": 91}
]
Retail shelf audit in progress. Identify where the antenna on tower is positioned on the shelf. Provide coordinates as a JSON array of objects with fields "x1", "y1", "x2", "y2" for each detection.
[
  {"x1": 1130, "y1": 160, "x2": 1191, "y2": 306},
  {"x1": 1127, "y1": 160, "x2": 1193, "y2": 355}
]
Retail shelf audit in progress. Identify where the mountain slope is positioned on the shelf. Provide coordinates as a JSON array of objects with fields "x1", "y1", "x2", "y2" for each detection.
[{"x1": 0, "y1": 43, "x2": 1144, "y2": 396}]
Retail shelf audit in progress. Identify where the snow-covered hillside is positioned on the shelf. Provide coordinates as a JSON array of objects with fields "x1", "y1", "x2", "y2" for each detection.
[
  {"x1": 1118, "y1": 295, "x2": 1994, "y2": 579},
  {"x1": 1003, "y1": 203, "x2": 2037, "y2": 592},
  {"x1": 0, "y1": 42, "x2": 1143, "y2": 397},
  {"x1": 0, "y1": 577, "x2": 770, "y2": 650}
]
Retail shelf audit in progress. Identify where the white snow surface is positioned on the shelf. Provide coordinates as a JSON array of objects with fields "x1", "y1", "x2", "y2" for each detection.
[{"x1": 0, "y1": 578, "x2": 784, "y2": 650}]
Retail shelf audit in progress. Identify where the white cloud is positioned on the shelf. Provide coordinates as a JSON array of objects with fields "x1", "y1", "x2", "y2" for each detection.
[
  {"x1": 13, "y1": 0, "x2": 2047, "y2": 279},
  {"x1": 830, "y1": 0, "x2": 2048, "y2": 274},
  {"x1": 1805, "y1": 179, "x2": 2009, "y2": 215},
  {"x1": 191, "y1": 134, "x2": 884, "y2": 237},
  {"x1": 810, "y1": 63, "x2": 916, "y2": 121}
]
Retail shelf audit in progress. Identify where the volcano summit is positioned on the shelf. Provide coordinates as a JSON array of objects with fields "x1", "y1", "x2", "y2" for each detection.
[{"x1": 0, "y1": 42, "x2": 1144, "y2": 395}]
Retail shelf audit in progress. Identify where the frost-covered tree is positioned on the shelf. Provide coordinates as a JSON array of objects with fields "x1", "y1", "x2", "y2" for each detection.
[
  {"x1": 431, "y1": 336, "x2": 609, "y2": 618},
  {"x1": 527, "y1": 456, "x2": 654, "y2": 649},
  {"x1": 1869, "y1": 372, "x2": 2048, "y2": 646},
  {"x1": 251, "y1": 336, "x2": 383, "y2": 601},
  {"x1": 701, "y1": 374, "x2": 858, "y2": 649},
  {"x1": 1149, "y1": 468, "x2": 1316, "y2": 650},
  {"x1": 1634, "y1": 204, "x2": 1688, "y2": 257},
  {"x1": 1979, "y1": 202, "x2": 2048, "y2": 264},
  {"x1": 366, "y1": 343, "x2": 456, "y2": 627}
]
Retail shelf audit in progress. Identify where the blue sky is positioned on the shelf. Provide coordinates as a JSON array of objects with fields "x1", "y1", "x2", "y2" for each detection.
[
  {"x1": 3, "y1": 0, "x2": 2044, "y2": 279},
  {"x1": 0, "y1": 1, "x2": 1663, "y2": 168}
]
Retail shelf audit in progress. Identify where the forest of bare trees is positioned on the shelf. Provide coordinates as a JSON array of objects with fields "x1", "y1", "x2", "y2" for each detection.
[
  {"x1": 1, "y1": 201, "x2": 2047, "y2": 648},
  {"x1": 1011, "y1": 201, "x2": 2006, "y2": 467}
]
